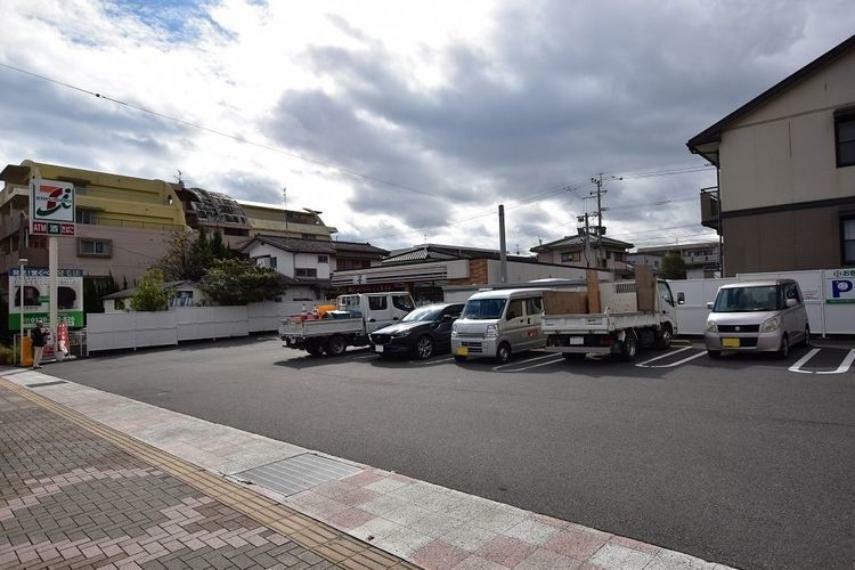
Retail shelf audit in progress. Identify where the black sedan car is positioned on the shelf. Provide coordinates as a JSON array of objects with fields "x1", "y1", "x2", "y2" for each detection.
[{"x1": 369, "y1": 303, "x2": 464, "y2": 359}]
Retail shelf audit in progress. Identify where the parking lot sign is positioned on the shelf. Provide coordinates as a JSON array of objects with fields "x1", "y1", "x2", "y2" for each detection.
[
  {"x1": 30, "y1": 179, "x2": 75, "y2": 236},
  {"x1": 825, "y1": 269, "x2": 855, "y2": 304}
]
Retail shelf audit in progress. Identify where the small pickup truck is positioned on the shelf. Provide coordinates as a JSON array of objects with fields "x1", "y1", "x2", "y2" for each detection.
[
  {"x1": 279, "y1": 291, "x2": 415, "y2": 356},
  {"x1": 542, "y1": 276, "x2": 677, "y2": 361}
]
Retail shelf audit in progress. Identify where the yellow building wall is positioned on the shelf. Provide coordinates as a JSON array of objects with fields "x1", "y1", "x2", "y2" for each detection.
[{"x1": 24, "y1": 161, "x2": 186, "y2": 229}]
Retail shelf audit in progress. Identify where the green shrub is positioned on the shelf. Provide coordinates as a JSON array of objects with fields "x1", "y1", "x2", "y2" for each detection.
[{"x1": 0, "y1": 344, "x2": 16, "y2": 365}]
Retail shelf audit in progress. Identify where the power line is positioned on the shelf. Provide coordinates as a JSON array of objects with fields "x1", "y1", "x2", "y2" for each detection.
[{"x1": 0, "y1": 61, "x2": 462, "y2": 201}]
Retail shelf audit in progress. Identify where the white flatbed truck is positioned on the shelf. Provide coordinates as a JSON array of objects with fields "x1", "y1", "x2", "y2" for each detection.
[
  {"x1": 542, "y1": 270, "x2": 678, "y2": 361},
  {"x1": 279, "y1": 291, "x2": 414, "y2": 356}
]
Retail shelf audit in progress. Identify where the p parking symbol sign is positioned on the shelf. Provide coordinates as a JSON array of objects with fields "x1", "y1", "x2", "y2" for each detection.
[{"x1": 826, "y1": 270, "x2": 855, "y2": 304}]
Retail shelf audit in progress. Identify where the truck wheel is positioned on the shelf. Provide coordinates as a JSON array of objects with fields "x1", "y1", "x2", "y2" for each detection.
[
  {"x1": 305, "y1": 340, "x2": 323, "y2": 357},
  {"x1": 707, "y1": 350, "x2": 721, "y2": 359},
  {"x1": 414, "y1": 335, "x2": 434, "y2": 360},
  {"x1": 620, "y1": 331, "x2": 638, "y2": 361},
  {"x1": 563, "y1": 353, "x2": 586, "y2": 362},
  {"x1": 655, "y1": 324, "x2": 673, "y2": 349},
  {"x1": 495, "y1": 342, "x2": 511, "y2": 364},
  {"x1": 324, "y1": 335, "x2": 347, "y2": 357}
]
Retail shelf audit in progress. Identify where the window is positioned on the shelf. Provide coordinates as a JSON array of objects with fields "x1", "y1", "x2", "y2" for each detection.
[
  {"x1": 368, "y1": 296, "x2": 387, "y2": 310},
  {"x1": 77, "y1": 238, "x2": 111, "y2": 257},
  {"x1": 318, "y1": 255, "x2": 329, "y2": 263},
  {"x1": 392, "y1": 294, "x2": 414, "y2": 311},
  {"x1": 269, "y1": 256, "x2": 277, "y2": 269},
  {"x1": 560, "y1": 251, "x2": 578, "y2": 263},
  {"x1": 835, "y1": 111, "x2": 855, "y2": 167},
  {"x1": 843, "y1": 217, "x2": 855, "y2": 265},
  {"x1": 658, "y1": 282, "x2": 675, "y2": 306},
  {"x1": 506, "y1": 299, "x2": 524, "y2": 320},
  {"x1": 526, "y1": 297, "x2": 543, "y2": 315},
  {"x1": 75, "y1": 208, "x2": 98, "y2": 224},
  {"x1": 301, "y1": 233, "x2": 317, "y2": 240},
  {"x1": 295, "y1": 267, "x2": 317, "y2": 278}
]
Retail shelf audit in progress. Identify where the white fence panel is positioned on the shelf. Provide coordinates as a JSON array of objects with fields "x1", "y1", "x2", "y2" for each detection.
[
  {"x1": 87, "y1": 312, "x2": 178, "y2": 352},
  {"x1": 668, "y1": 278, "x2": 738, "y2": 335},
  {"x1": 247, "y1": 301, "x2": 306, "y2": 333},
  {"x1": 176, "y1": 307, "x2": 249, "y2": 341}
]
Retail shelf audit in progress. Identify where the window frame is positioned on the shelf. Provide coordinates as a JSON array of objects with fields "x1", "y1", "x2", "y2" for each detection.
[
  {"x1": 317, "y1": 255, "x2": 329, "y2": 263},
  {"x1": 834, "y1": 110, "x2": 855, "y2": 168},
  {"x1": 841, "y1": 215, "x2": 855, "y2": 266},
  {"x1": 505, "y1": 299, "x2": 525, "y2": 321},
  {"x1": 76, "y1": 238, "x2": 112, "y2": 258},
  {"x1": 294, "y1": 267, "x2": 318, "y2": 278},
  {"x1": 368, "y1": 296, "x2": 388, "y2": 311}
]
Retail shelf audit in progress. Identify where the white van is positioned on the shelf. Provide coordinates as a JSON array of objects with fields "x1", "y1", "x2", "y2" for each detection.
[{"x1": 451, "y1": 289, "x2": 546, "y2": 363}]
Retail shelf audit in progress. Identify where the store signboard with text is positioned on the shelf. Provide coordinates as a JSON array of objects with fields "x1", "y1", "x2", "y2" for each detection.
[
  {"x1": 30, "y1": 179, "x2": 75, "y2": 236},
  {"x1": 8, "y1": 268, "x2": 84, "y2": 329}
]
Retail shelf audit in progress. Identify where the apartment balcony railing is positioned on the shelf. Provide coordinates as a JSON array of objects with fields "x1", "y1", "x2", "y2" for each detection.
[{"x1": 700, "y1": 186, "x2": 720, "y2": 233}]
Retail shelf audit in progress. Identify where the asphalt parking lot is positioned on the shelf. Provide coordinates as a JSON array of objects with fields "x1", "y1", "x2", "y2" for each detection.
[{"x1": 44, "y1": 336, "x2": 855, "y2": 570}]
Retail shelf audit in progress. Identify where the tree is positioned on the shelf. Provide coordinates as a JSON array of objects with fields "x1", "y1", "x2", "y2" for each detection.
[
  {"x1": 130, "y1": 269, "x2": 172, "y2": 311},
  {"x1": 158, "y1": 228, "x2": 232, "y2": 281},
  {"x1": 199, "y1": 259, "x2": 287, "y2": 306},
  {"x1": 659, "y1": 251, "x2": 687, "y2": 280}
]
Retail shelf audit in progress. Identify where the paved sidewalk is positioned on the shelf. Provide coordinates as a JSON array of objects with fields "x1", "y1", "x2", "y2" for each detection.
[
  {"x1": 0, "y1": 384, "x2": 410, "y2": 569},
  {"x1": 1, "y1": 370, "x2": 733, "y2": 570}
]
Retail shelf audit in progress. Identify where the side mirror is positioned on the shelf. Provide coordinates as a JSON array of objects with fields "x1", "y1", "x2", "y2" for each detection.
[
  {"x1": 786, "y1": 298, "x2": 797, "y2": 308},
  {"x1": 706, "y1": 301, "x2": 714, "y2": 310},
  {"x1": 442, "y1": 314, "x2": 455, "y2": 321}
]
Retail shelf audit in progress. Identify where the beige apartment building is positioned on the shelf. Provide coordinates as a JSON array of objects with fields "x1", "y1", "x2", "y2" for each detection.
[{"x1": 689, "y1": 34, "x2": 855, "y2": 275}]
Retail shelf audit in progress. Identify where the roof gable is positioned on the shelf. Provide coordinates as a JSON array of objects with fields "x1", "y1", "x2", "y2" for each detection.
[{"x1": 688, "y1": 34, "x2": 855, "y2": 156}]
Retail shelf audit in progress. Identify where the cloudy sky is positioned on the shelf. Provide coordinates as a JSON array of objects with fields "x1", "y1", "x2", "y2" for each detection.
[{"x1": 1, "y1": 1, "x2": 853, "y2": 253}]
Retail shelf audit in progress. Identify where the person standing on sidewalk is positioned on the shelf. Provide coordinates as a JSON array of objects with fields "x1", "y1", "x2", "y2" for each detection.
[{"x1": 30, "y1": 320, "x2": 48, "y2": 369}]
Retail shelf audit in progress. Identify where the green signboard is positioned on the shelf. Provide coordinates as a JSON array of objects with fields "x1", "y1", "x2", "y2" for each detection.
[{"x1": 8, "y1": 310, "x2": 84, "y2": 329}]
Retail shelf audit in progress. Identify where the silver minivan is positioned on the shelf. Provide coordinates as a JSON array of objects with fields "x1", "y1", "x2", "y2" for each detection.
[
  {"x1": 451, "y1": 289, "x2": 545, "y2": 363},
  {"x1": 705, "y1": 279, "x2": 810, "y2": 359}
]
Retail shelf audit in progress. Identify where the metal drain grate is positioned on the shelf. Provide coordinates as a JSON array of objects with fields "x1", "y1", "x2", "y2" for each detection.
[
  {"x1": 26, "y1": 380, "x2": 67, "y2": 388},
  {"x1": 235, "y1": 453, "x2": 361, "y2": 496}
]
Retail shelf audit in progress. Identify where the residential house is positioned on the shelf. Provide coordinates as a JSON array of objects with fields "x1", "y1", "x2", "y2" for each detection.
[
  {"x1": 243, "y1": 235, "x2": 337, "y2": 301},
  {"x1": 531, "y1": 233, "x2": 633, "y2": 273},
  {"x1": 628, "y1": 242, "x2": 721, "y2": 279},
  {"x1": 332, "y1": 241, "x2": 388, "y2": 271},
  {"x1": 0, "y1": 160, "x2": 185, "y2": 285},
  {"x1": 688, "y1": 34, "x2": 855, "y2": 275}
]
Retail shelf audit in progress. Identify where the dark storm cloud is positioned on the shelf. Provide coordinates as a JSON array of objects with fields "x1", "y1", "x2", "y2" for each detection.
[
  {"x1": 0, "y1": 67, "x2": 186, "y2": 173},
  {"x1": 267, "y1": 0, "x2": 853, "y2": 247}
]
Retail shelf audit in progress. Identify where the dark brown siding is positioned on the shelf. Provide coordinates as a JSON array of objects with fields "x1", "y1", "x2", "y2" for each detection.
[{"x1": 722, "y1": 205, "x2": 848, "y2": 275}]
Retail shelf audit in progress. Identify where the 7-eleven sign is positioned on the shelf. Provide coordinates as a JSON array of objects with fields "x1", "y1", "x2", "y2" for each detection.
[{"x1": 30, "y1": 179, "x2": 75, "y2": 236}]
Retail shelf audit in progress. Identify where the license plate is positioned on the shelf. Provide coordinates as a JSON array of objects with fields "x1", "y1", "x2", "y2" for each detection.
[
  {"x1": 569, "y1": 337, "x2": 584, "y2": 345},
  {"x1": 374, "y1": 344, "x2": 384, "y2": 353},
  {"x1": 456, "y1": 346, "x2": 469, "y2": 356},
  {"x1": 722, "y1": 337, "x2": 740, "y2": 348}
]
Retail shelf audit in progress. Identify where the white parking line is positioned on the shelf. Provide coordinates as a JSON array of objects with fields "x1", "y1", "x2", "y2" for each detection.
[
  {"x1": 501, "y1": 356, "x2": 565, "y2": 373},
  {"x1": 637, "y1": 349, "x2": 707, "y2": 369},
  {"x1": 635, "y1": 346, "x2": 693, "y2": 368},
  {"x1": 492, "y1": 352, "x2": 556, "y2": 371},
  {"x1": 788, "y1": 348, "x2": 820, "y2": 374},
  {"x1": 815, "y1": 349, "x2": 855, "y2": 375}
]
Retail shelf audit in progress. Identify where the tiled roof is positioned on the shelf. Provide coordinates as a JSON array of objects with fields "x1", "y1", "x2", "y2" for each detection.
[
  {"x1": 245, "y1": 235, "x2": 336, "y2": 254},
  {"x1": 332, "y1": 241, "x2": 389, "y2": 255}
]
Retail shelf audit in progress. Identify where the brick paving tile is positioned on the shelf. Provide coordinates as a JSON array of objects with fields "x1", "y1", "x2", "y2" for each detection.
[{"x1": 0, "y1": 385, "x2": 411, "y2": 570}]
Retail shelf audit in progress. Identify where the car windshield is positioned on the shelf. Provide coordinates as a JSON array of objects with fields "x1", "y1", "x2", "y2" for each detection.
[
  {"x1": 713, "y1": 286, "x2": 782, "y2": 312},
  {"x1": 402, "y1": 307, "x2": 443, "y2": 322},
  {"x1": 461, "y1": 298, "x2": 507, "y2": 320}
]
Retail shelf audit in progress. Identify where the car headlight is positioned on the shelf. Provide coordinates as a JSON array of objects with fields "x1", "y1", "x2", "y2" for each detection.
[
  {"x1": 705, "y1": 321, "x2": 717, "y2": 333},
  {"x1": 485, "y1": 324, "x2": 498, "y2": 338},
  {"x1": 760, "y1": 316, "x2": 781, "y2": 333},
  {"x1": 391, "y1": 330, "x2": 410, "y2": 338},
  {"x1": 451, "y1": 323, "x2": 459, "y2": 337}
]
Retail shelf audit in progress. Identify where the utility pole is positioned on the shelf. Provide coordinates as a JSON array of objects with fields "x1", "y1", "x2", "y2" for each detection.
[
  {"x1": 577, "y1": 213, "x2": 592, "y2": 269},
  {"x1": 589, "y1": 173, "x2": 622, "y2": 267},
  {"x1": 498, "y1": 204, "x2": 508, "y2": 283}
]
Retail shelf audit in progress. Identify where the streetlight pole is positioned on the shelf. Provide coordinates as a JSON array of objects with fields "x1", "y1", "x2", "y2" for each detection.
[{"x1": 18, "y1": 257, "x2": 28, "y2": 364}]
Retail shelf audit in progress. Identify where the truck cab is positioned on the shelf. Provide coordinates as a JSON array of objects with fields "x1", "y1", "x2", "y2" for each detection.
[{"x1": 338, "y1": 292, "x2": 415, "y2": 333}]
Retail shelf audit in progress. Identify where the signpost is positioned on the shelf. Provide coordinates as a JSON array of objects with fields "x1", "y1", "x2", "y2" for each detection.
[
  {"x1": 27, "y1": 178, "x2": 76, "y2": 357},
  {"x1": 8, "y1": 268, "x2": 84, "y2": 329}
]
